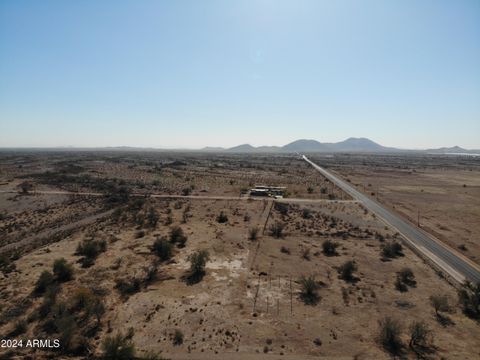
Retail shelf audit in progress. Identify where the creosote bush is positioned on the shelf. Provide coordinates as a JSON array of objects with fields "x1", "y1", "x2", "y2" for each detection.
[
  {"x1": 248, "y1": 227, "x2": 259, "y2": 241},
  {"x1": 216, "y1": 211, "x2": 229, "y2": 223},
  {"x1": 338, "y1": 260, "x2": 357, "y2": 282},
  {"x1": 102, "y1": 333, "x2": 135, "y2": 360},
  {"x1": 382, "y1": 242, "x2": 404, "y2": 259},
  {"x1": 173, "y1": 329, "x2": 184, "y2": 346},
  {"x1": 185, "y1": 250, "x2": 209, "y2": 284},
  {"x1": 429, "y1": 294, "x2": 450, "y2": 316},
  {"x1": 169, "y1": 226, "x2": 187, "y2": 248},
  {"x1": 322, "y1": 240, "x2": 339, "y2": 256},
  {"x1": 152, "y1": 237, "x2": 173, "y2": 261},
  {"x1": 457, "y1": 281, "x2": 480, "y2": 319},
  {"x1": 379, "y1": 317, "x2": 402, "y2": 355},
  {"x1": 409, "y1": 320, "x2": 431, "y2": 350},
  {"x1": 75, "y1": 238, "x2": 107, "y2": 267},
  {"x1": 269, "y1": 221, "x2": 285, "y2": 238},
  {"x1": 53, "y1": 258, "x2": 74, "y2": 282}
]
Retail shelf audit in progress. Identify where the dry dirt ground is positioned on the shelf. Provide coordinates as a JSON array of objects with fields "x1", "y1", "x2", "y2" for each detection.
[
  {"x1": 309, "y1": 153, "x2": 480, "y2": 266},
  {"x1": 0, "y1": 151, "x2": 479, "y2": 359}
]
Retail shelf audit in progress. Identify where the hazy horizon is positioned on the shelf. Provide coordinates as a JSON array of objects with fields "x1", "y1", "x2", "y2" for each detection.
[{"x1": 1, "y1": 1, "x2": 479, "y2": 149}]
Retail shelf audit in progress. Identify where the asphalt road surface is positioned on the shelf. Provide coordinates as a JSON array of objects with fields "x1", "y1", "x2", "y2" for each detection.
[{"x1": 303, "y1": 155, "x2": 480, "y2": 284}]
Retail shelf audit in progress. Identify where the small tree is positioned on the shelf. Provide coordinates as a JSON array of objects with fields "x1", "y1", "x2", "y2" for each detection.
[
  {"x1": 186, "y1": 250, "x2": 209, "y2": 284},
  {"x1": 457, "y1": 281, "x2": 480, "y2": 319},
  {"x1": 102, "y1": 333, "x2": 135, "y2": 360},
  {"x1": 269, "y1": 222, "x2": 285, "y2": 238},
  {"x1": 53, "y1": 258, "x2": 74, "y2": 282},
  {"x1": 75, "y1": 239, "x2": 107, "y2": 267},
  {"x1": 152, "y1": 237, "x2": 173, "y2": 261},
  {"x1": 299, "y1": 275, "x2": 319, "y2": 305},
  {"x1": 395, "y1": 268, "x2": 416, "y2": 292},
  {"x1": 169, "y1": 226, "x2": 187, "y2": 248},
  {"x1": 409, "y1": 320, "x2": 431, "y2": 349},
  {"x1": 216, "y1": 211, "x2": 228, "y2": 223},
  {"x1": 338, "y1": 260, "x2": 357, "y2": 282},
  {"x1": 322, "y1": 240, "x2": 339, "y2": 256},
  {"x1": 379, "y1": 317, "x2": 402, "y2": 355},
  {"x1": 248, "y1": 227, "x2": 259, "y2": 241},
  {"x1": 429, "y1": 294, "x2": 450, "y2": 317},
  {"x1": 302, "y1": 208, "x2": 312, "y2": 219}
]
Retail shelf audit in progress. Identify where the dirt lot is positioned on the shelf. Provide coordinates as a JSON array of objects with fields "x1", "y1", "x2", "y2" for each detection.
[
  {"x1": 309, "y1": 153, "x2": 480, "y2": 265},
  {"x1": 0, "y1": 151, "x2": 479, "y2": 359}
]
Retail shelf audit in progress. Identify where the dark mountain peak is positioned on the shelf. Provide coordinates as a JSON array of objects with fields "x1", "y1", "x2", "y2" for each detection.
[
  {"x1": 227, "y1": 144, "x2": 256, "y2": 152},
  {"x1": 282, "y1": 139, "x2": 326, "y2": 151}
]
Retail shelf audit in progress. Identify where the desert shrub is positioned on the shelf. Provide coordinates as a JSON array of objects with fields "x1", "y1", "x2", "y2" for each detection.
[
  {"x1": 320, "y1": 187, "x2": 327, "y2": 194},
  {"x1": 274, "y1": 202, "x2": 289, "y2": 215},
  {"x1": 216, "y1": 211, "x2": 228, "y2": 223},
  {"x1": 457, "y1": 281, "x2": 480, "y2": 319},
  {"x1": 302, "y1": 208, "x2": 312, "y2": 219},
  {"x1": 75, "y1": 239, "x2": 107, "y2": 267},
  {"x1": 53, "y1": 304, "x2": 78, "y2": 352},
  {"x1": 248, "y1": 227, "x2": 259, "y2": 241},
  {"x1": 299, "y1": 275, "x2": 319, "y2": 305},
  {"x1": 102, "y1": 333, "x2": 135, "y2": 360},
  {"x1": 269, "y1": 221, "x2": 285, "y2": 238},
  {"x1": 322, "y1": 240, "x2": 339, "y2": 256},
  {"x1": 409, "y1": 320, "x2": 431, "y2": 349},
  {"x1": 186, "y1": 250, "x2": 209, "y2": 284},
  {"x1": 307, "y1": 186, "x2": 314, "y2": 194},
  {"x1": 382, "y1": 242, "x2": 404, "y2": 259},
  {"x1": 34, "y1": 270, "x2": 55, "y2": 295},
  {"x1": 173, "y1": 329, "x2": 184, "y2": 345},
  {"x1": 146, "y1": 207, "x2": 159, "y2": 228},
  {"x1": 115, "y1": 278, "x2": 141, "y2": 297},
  {"x1": 429, "y1": 294, "x2": 451, "y2": 316},
  {"x1": 280, "y1": 246, "x2": 290, "y2": 254},
  {"x1": 378, "y1": 317, "x2": 402, "y2": 354},
  {"x1": 152, "y1": 237, "x2": 173, "y2": 261},
  {"x1": 182, "y1": 187, "x2": 192, "y2": 196},
  {"x1": 38, "y1": 284, "x2": 59, "y2": 318},
  {"x1": 53, "y1": 258, "x2": 74, "y2": 282},
  {"x1": 395, "y1": 268, "x2": 416, "y2": 292},
  {"x1": 338, "y1": 260, "x2": 357, "y2": 282},
  {"x1": 135, "y1": 230, "x2": 145, "y2": 238},
  {"x1": 169, "y1": 226, "x2": 187, "y2": 248},
  {"x1": 0, "y1": 254, "x2": 16, "y2": 274}
]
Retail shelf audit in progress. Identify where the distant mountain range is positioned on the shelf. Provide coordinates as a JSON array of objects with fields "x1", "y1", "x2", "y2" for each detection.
[
  {"x1": 2, "y1": 138, "x2": 479, "y2": 154},
  {"x1": 202, "y1": 138, "x2": 480, "y2": 154}
]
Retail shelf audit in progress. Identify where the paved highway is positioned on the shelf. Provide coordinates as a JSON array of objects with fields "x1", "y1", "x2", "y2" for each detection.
[{"x1": 303, "y1": 155, "x2": 480, "y2": 284}]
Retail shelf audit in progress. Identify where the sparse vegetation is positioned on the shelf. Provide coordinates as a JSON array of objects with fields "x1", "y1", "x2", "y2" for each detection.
[
  {"x1": 269, "y1": 221, "x2": 285, "y2": 238},
  {"x1": 152, "y1": 236, "x2": 173, "y2": 261},
  {"x1": 169, "y1": 226, "x2": 187, "y2": 248},
  {"x1": 322, "y1": 239, "x2": 339, "y2": 256},
  {"x1": 185, "y1": 250, "x2": 209, "y2": 284},
  {"x1": 102, "y1": 333, "x2": 136, "y2": 360},
  {"x1": 248, "y1": 227, "x2": 259, "y2": 241},
  {"x1": 216, "y1": 211, "x2": 229, "y2": 223},
  {"x1": 53, "y1": 258, "x2": 74, "y2": 282},
  {"x1": 378, "y1": 317, "x2": 402, "y2": 355},
  {"x1": 381, "y1": 241, "x2": 404, "y2": 259},
  {"x1": 299, "y1": 275, "x2": 319, "y2": 305},
  {"x1": 457, "y1": 281, "x2": 480, "y2": 319},
  {"x1": 34, "y1": 270, "x2": 55, "y2": 295},
  {"x1": 75, "y1": 238, "x2": 107, "y2": 267},
  {"x1": 338, "y1": 260, "x2": 357, "y2": 282}
]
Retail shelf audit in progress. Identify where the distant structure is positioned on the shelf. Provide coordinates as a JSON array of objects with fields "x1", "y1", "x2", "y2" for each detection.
[{"x1": 249, "y1": 185, "x2": 286, "y2": 198}]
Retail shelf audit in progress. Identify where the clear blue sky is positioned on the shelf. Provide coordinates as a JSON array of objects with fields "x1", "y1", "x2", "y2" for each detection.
[{"x1": 1, "y1": 0, "x2": 479, "y2": 149}]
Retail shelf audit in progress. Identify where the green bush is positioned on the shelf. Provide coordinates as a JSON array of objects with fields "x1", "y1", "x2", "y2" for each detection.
[
  {"x1": 248, "y1": 227, "x2": 259, "y2": 241},
  {"x1": 299, "y1": 275, "x2": 319, "y2": 305},
  {"x1": 322, "y1": 240, "x2": 339, "y2": 256},
  {"x1": 457, "y1": 281, "x2": 480, "y2": 319},
  {"x1": 169, "y1": 226, "x2": 187, "y2": 248},
  {"x1": 102, "y1": 333, "x2": 135, "y2": 360},
  {"x1": 216, "y1": 211, "x2": 228, "y2": 223},
  {"x1": 379, "y1": 317, "x2": 402, "y2": 354},
  {"x1": 381, "y1": 242, "x2": 404, "y2": 259},
  {"x1": 53, "y1": 258, "x2": 74, "y2": 282},
  {"x1": 269, "y1": 222, "x2": 285, "y2": 238},
  {"x1": 152, "y1": 237, "x2": 173, "y2": 261},
  {"x1": 75, "y1": 239, "x2": 107, "y2": 267},
  {"x1": 186, "y1": 250, "x2": 209, "y2": 284},
  {"x1": 338, "y1": 260, "x2": 357, "y2": 282}
]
